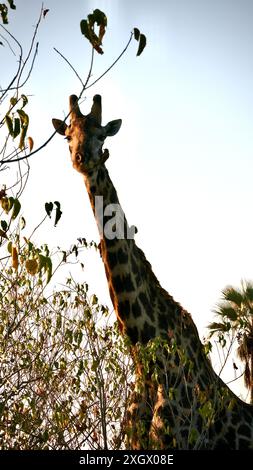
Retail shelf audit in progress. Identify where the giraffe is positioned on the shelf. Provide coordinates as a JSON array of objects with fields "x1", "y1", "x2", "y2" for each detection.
[{"x1": 52, "y1": 94, "x2": 253, "y2": 450}]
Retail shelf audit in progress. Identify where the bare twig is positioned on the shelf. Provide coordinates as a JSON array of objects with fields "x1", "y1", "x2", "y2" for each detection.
[
  {"x1": 0, "y1": 32, "x2": 16, "y2": 55},
  {"x1": 54, "y1": 47, "x2": 85, "y2": 87},
  {"x1": 79, "y1": 46, "x2": 94, "y2": 98},
  {"x1": 16, "y1": 4, "x2": 44, "y2": 91},
  {"x1": 1, "y1": 32, "x2": 134, "y2": 165},
  {"x1": 0, "y1": 24, "x2": 23, "y2": 101},
  {"x1": 84, "y1": 32, "x2": 133, "y2": 91}
]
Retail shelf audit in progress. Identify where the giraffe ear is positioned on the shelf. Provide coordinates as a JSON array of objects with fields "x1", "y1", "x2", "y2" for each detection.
[
  {"x1": 104, "y1": 119, "x2": 122, "y2": 137},
  {"x1": 52, "y1": 119, "x2": 67, "y2": 136}
]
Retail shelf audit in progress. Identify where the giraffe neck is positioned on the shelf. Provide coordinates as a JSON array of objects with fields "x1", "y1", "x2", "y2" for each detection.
[
  {"x1": 83, "y1": 164, "x2": 181, "y2": 344},
  {"x1": 82, "y1": 163, "x2": 253, "y2": 450}
]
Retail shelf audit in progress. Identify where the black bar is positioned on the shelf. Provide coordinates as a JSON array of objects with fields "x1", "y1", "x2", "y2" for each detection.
[{"x1": 0, "y1": 450, "x2": 251, "y2": 467}]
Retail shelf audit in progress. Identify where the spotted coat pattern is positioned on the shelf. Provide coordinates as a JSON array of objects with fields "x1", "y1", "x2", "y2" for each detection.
[{"x1": 52, "y1": 94, "x2": 253, "y2": 449}]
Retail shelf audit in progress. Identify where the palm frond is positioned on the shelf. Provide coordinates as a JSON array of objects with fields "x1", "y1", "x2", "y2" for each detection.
[
  {"x1": 222, "y1": 286, "x2": 243, "y2": 307},
  {"x1": 208, "y1": 321, "x2": 230, "y2": 335},
  {"x1": 213, "y1": 304, "x2": 238, "y2": 322},
  {"x1": 242, "y1": 280, "x2": 253, "y2": 303}
]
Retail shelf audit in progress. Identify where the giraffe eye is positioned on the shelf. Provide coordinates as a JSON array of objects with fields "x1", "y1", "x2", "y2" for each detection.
[{"x1": 65, "y1": 136, "x2": 71, "y2": 142}]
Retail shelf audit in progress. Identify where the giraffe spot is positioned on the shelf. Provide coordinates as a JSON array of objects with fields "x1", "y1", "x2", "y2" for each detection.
[
  {"x1": 106, "y1": 237, "x2": 116, "y2": 248},
  {"x1": 140, "y1": 322, "x2": 156, "y2": 343},
  {"x1": 238, "y1": 437, "x2": 250, "y2": 449},
  {"x1": 96, "y1": 168, "x2": 106, "y2": 183},
  {"x1": 158, "y1": 312, "x2": 169, "y2": 330},
  {"x1": 131, "y1": 298, "x2": 142, "y2": 318},
  {"x1": 131, "y1": 255, "x2": 139, "y2": 274},
  {"x1": 118, "y1": 247, "x2": 128, "y2": 264},
  {"x1": 118, "y1": 300, "x2": 131, "y2": 319},
  {"x1": 238, "y1": 424, "x2": 251, "y2": 438},
  {"x1": 244, "y1": 410, "x2": 253, "y2": 425},
  {"x1": 107, "y1": 250, "x2": 118, "y2": 269},
  {"x1": 214, "y1": 438, "x2": 231, "y2": 449},
  {"x1": 110, "y1": 187, "x2": 118, "y2": 203},
  {"x1": 231, "y1": 411, "x2": 240, "y2": 426},
  {"x1": 134, "y1": 272, "x2": 142, "y2": 288},
  {"x1": 90, "y1": 185, "x2": 96, "y2": 194},
  {"x1": 139, "y1": 292, "x2": 154, "y2": 321},
  {"x1": 127, "y1": 326, "x2": 139, "y2": 344},
  {"x1": 158, "y1": 300, "x2": 166, "y2": 313},
  {"x1": 122, "y1": 274, "x2": 135, "y2": 292},
  {"x1": 113, "y1": 275, "x2": 124, "y2": 292},
  {"x1": 225, "y1": 427, "x2": 236, "y2": 448}
]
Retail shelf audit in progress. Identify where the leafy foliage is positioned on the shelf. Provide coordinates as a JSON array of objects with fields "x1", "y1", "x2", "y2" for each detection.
[
  {"x1": 80, "y1": 9, "x2": 107, "y2": 54},
  {"x1": 0, "y1": 1, "x2": 16, "y2": 24},
  {"x1": 0, "y1": 201, "x2": 133, "y2": 449},
  {"x1": 133, "y1": 28, "x2": 147, "y2": 56},
  {"x1": 4, "y1": 95, "x2": 30, "y2": 150},
  {"x1": 209, "y1": 280, "x2": 253, "y2": 403}
]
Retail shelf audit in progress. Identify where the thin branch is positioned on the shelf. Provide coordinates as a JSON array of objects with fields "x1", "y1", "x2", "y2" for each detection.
[
  {"x1": 218, "y1": 333, "x2": 236, "y2": 377},
  {"x1": 16, "y1": 41, "x2": 39, "y2": 91},
  {"x1": 1, "y1": 32, "x2": 134, "y2": 165},
  {"x1": 79, "y1": 46, "x2": 94, "y2": 99},
  {"x1": 0, "y1": 24, "x2": 23, "y2": 101},
  {"x1": 54, "y1": 47, "x2": 85, "y2": 87},
  {"x1": 0, "y1": 32, "x2": 16, "y2": 55},
  {"x1": 16, "y1": 4, "x2": 44, "y2": 91},
  {"x1": 84, "y1": 32, "x2": 133, "y2": 91},
  {"x1": 226, "y1": 370, "x2": 245, "y2": 385}
]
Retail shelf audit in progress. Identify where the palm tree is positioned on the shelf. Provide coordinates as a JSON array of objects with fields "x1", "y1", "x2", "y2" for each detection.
[{"x1": 209, "y1": 280, "x2": 253, "y2": 404}]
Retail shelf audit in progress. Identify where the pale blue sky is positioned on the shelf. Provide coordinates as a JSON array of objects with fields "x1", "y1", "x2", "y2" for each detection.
[{"x1": 2, "y1": 0, "x2": 253, "y2": 398}]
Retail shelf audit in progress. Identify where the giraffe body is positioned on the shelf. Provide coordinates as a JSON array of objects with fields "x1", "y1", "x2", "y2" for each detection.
[{"x1": 53, "y1": 95, "x2": 253, "y2": 449}]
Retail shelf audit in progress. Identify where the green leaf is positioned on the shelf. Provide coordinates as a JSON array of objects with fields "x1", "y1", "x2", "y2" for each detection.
[
  {"x1": 20, "y1": 216, "x2": 26, "y2": 230},
  {"x1": 1, "y1": 220, "x2": 7, "y2": 231},
  {"x1": 5, "y1": 114, "x2": 13, "y2": 137},
  {"x1": 45, "y1": 256, "x2": 52, "y2": 284},
  {"x1": 7, "y1": 240, "x2": 12, "y2": 253},
  {"x1": 54, "y1": 201, "x2": 62, "y2": 226},
  {"x1": 0, "y1": 229, "x2": 8, "y2": 239},
  {"x1": 13, "y1": 118, "x2": 20, "y2": 138},
  {"x1": 21, "y1": 94, "x2": 28, "y2": 108},
  {"x1": 19, "y1": 127, "x2": 27, "y2": 150},
  {"x1": 0, "y1": 4, "x2": 8, "y2": 24},
  {"x1": 80, "y1": 9, "x2": 107, "y2": 54},
  {"x1": 37, "y1": 254, "x2": 52, "y2": 283},
  {"x1": 137, "y1": 33, "x2": 147, "y2": 56},
  {"x1": 17, "y1": 109, "x2": 29, "y2": 126},
  {"x1": 80, "y1": 19, "x2": 89, "y2": 38},
  {"x1": 17, "y1": 109, "x2": 29, "y2": 149},
  {"x1": 10, "y1": 96, "x2": 18, "y2": 106},
  {"x1": 92, "y1": 294, "x2": 98, "y2": 306},
  {"x1": 133, "y1": 28, "x2": 140, "y2": 41},
  {"x1": 45, "y1": 202, "x2": 53, "y2": 218},
  {"x1": 7, "y1": 0, "x2": 16, "y2": 9},
  {"x1": 11, "y1": 198, "x2": 21, "y2": 220},
  {"x1": 7, "y1": 196, "x2": 14, "y2": 212},
  {"x1": 93, "y1": 8, "x2": 107, "y2": 26},
  {"x1": 56, "y1": 314, "x2": 62, "y2": 329},
  {"x1": 189, "y1": 428, "x2": 199, "y2": 445}
]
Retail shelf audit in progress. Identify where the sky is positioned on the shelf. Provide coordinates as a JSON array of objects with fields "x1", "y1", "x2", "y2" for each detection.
[{"x1": 2, "y1": 0, "x2": 253, "y2": 399}]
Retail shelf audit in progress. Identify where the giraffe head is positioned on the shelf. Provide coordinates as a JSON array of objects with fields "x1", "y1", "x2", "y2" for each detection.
[{"x1": 52, "y1": 94, "x2": 122, "y2": 173}]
